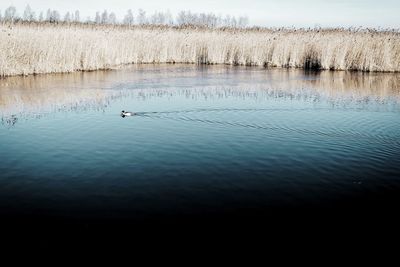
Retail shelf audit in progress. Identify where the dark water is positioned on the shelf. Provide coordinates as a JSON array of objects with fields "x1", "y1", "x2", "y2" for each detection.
[{"x1": 1, "y1": 65, "x2": 400, "y2": 233}]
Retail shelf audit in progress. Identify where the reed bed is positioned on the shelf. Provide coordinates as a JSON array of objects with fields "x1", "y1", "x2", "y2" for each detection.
[{"x1": 1, "y1": 22, "x2": 399, "y2": 76}]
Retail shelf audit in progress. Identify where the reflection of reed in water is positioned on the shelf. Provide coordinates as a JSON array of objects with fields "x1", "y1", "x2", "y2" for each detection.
[
  {"x1": 0, "y1": 70, "x2": 132, "y2": 122},
  {"x1": 1, "y1": 66, "x2": 400, "y2": 127},
  {"x1": 132, "y1": 71, "x2": 400, "y2": 107},
  {"x1": 124, "y1": 66, "x2": 400, "y2": 101}
]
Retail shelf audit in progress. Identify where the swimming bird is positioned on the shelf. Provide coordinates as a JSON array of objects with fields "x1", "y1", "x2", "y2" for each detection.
[{"x1": 121, "y1": 110, "x2": 135, "y2": 117}]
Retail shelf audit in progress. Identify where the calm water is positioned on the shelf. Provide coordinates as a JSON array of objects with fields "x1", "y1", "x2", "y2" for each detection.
[{"x1": 1, "y1": 65, "x2": 400, "y2": 223}]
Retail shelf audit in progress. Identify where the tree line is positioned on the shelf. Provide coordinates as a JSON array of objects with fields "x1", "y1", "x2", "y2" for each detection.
[{"x1": 0, "y1": 5, "x2": 249, "y2": 28}]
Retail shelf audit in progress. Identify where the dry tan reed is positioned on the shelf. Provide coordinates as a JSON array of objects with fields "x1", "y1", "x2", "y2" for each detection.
[{"x1": 1, "y1": 22, "x2": 399, "y2": 76}]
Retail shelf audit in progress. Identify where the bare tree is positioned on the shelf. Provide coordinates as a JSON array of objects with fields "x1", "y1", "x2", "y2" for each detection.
[
  {"x1": 49, "y1": 10, "x2": 60, "y2": 23},
  {"x1": 64, "y1": 12, "x2": 71, "y2": 23},
  {"x1": 109, "y1": 12, "x2": 117, "y2": 24},
  {"x1": 150, "y1": 11, "x2": 166, "y2": 25},
  {"x1": 46, "y1": 9, "x2": 51, "y2": 21},
  {"x1": 0, "y1": 6, "x2": 249, "y2": 28},
  {"x1": 177, "y1": 11, "x2": 209, "y2": 27},
  {"x1": 216, "y1": 14, "x2": 223, "y2": 27},
  {"x1": 198, "y1": 13, "x2": 206, "y2": 26},
  {"x1": 101, "y1": 10, "x2": 108, "y2": 24},
  {"x1": 207, "y1": 13, "x2": 219, "y2": 28},
  {"x1": 38, "y1": 11, "x2": 44, "y2": 22},
  {"x1": 231, "y1": 17, "x2": 237, "y2": 28},
  {"x1": 137, "y1": 9, "x2": 147, "y2": 25},
  {"x1": 4, "y1": 6, "x2": 17, "y2": 22},
  {"x1": 177, "y1": 10, "x2": 221, "y2": 27},
  {"x1": 23, "y1": 5, "x2": 35, "y2": 22},
  {"x1": 190, "y1": 12, "x2": 199, "y2": 25},
  {"x1": 175, "y1": 11, "x2": 247, "y2": 28},
  {"x1": 74, "y1": 10, "x2": 80, "y2": 22},
  {"x1": 177, "y1": 11, "x2": 188, "y2": 26},
  {"x1": 164, "y1": 11, "x2": 174, "y2": 25},
  {"x1": 123, "y1": 9, "x2": 134, "y2": 26},
  {"x1": 95, "y1": 12, "x2": 101, "y2": 24},
  {"x1": 223, "y1": 15, "x2": 231, "y2": 27}
]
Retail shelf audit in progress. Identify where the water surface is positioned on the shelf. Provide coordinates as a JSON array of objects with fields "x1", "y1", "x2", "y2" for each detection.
[{"x1": 1, "y1": 65, "x2": 400, "y2": 223}]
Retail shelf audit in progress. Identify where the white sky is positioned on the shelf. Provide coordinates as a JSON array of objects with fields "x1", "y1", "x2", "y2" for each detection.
[{"x1": 0, "y1": 0, "x2": 399, "y2": 28}]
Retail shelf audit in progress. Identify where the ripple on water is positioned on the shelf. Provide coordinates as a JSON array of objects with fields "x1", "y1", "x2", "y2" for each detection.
[{"x1": 137, "y1": 108, "x2": 400, "y2": 146}]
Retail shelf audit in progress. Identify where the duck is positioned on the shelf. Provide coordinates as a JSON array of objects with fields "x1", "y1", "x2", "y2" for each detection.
[{"x1": 121, "y1": 110, "x2": 135, "y2": 117}]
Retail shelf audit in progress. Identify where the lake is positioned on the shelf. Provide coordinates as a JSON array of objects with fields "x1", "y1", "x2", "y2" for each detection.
[{"x1": 1, "y1": 65, "x2": 400, "y2": 230}]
